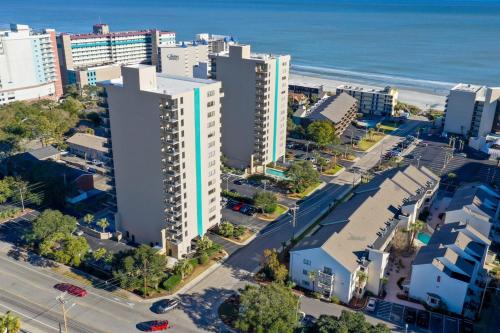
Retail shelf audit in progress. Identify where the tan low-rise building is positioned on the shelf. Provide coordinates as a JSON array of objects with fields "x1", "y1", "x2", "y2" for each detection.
[{"x1": 66, "y1": 132, "x2": 110, "y2": 163}]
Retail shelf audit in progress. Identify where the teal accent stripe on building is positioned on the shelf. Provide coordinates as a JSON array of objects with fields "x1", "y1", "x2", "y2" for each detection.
[
  {"x1": 194, "y1": 88, "x2": 203, "y2": 236},
  {"x1": 71, "y1": 38, "x2": 151, "y2": 49},
  {"x1": 272, "y1": 58, "x2": 280, "y2": 162}
]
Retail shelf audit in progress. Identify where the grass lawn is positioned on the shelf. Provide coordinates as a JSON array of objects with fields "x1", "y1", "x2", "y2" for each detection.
[
  {"x1": 379, "y1": 123, "x2": 398, "y2": 133},
  {"x1": 288, "y1": 182, "x2": 322, "y2": 199},
  {"x1": 323, "y1": 164, "x2": 344, "y2": 176},
  {"x1": 219, "y1": 228, "x2": 255, "y2": 244},
  {"x1": 258, "y1": 204, "x2": 289, "y2": 221},
  {"x1": 357, "y1": 133, "x2": 385, "y2": 151}
]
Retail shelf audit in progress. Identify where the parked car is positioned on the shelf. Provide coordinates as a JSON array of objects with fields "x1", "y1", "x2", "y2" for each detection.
[
  {"x1": 457, "y1": 152, "x2": 467, "y2": 158},
  {"x1": 232, "y1": 203, "x2": 243, "y2": 212},
  {"x1": 305, "y1": 157, "x2": 316, "y2": 164},
  {"x1": 404, "y1": 308, "x2": 417, "y2": 325},
  {"x1": 140, "y1": 320, "x2": 170, "y2": 332},
  {"x1": 240, "y1": 205, "x2": 255, "y2": 216},
  {"x1": 54, "y1": 283, "x2": 87, "y2": 297},
  {"x1": 233, "y1": 179, "x2": 246, "y2": 185},
  {"x1": 366, "y1": 298, "x2": 376, "y2": 312},
  {"x1": 74, "y1": 229, "x2": 84, "y2": 236},
  {"x1": 153, "y1": 299, "x2": 179, "y2": 314}
]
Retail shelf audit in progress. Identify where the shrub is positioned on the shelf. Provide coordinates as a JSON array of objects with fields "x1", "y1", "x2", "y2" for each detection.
[
  {"x1": 162, "y1": 274, "x2": 181, "y2": 291},
  {"x1": 199, "y1": 252, "x2": 209, "y2": 265},
  {"x1": 330, "y1": 295, "x2": 340, "y2": 304},
  {"x1": 313, "y1": 292, "x2": 322, "y2": 300},
  {"x1": 233, "y1": 226, "x2": 246, "y2": 238}
]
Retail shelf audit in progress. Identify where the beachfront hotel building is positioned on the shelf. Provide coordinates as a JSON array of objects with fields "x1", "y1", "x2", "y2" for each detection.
[
  {"x1": 0, "y1": 24, "x2": 63, "y2": 105},
  {"x1": 443, "y1": 83, "x2": 500, "y2": 138},
  {"x1": 103, "y1": 65, "x2": 222, "y2": 258},
  {"x1": 209, "y1": 44, "x2": 290, "y2": 172},
  {"x1": 336, "y1": 85, "x2": 398, "y2": 116},
  {"x1": 195, "y1": 33, "x2": 234, "y2": 54},
  {"x1": 158, "y1": 41, "x2": 209, "y2": 78},
  {"x1": 57, "y1": 24, "x2": 176, "y2": 88}
]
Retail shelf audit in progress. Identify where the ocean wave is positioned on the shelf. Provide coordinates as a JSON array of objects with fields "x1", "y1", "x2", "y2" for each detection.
[{"x1": 291, "y1": 64, "x2": 456, "y2": 95}]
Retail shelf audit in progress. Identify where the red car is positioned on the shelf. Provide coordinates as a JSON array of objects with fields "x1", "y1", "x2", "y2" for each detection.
[
  {"x1": 54, "y1": 283, "x2": 87, "y2": 297},
  {"x1": 144, "y1": 320, "x2": 169, "y2": 331},
  {"x1": 231, "y1": 202, "x2": 243, "y2": 212}
]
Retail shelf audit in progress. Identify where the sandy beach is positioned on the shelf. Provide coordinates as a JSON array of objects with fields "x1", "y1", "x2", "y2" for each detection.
[{"x1": 289, "y1": 73, "x2": 447, "y2": 111}]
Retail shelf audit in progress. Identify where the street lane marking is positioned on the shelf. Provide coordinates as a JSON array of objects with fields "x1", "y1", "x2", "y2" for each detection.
[
  {"x1": 0, "y1": 302, "x2": 59, "y2": 332},
  {"x1": 0, "y1": 252, "x2": 134, "y2": 309}
]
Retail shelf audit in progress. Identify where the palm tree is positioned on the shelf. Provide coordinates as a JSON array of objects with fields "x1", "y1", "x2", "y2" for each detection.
[
  {"x1": 367, "y1": 128, "x2": 375, "y2": 141},
  {"x1": 174, "y1": 260, "x2": 193, "y2": 280},
  {"x1": 97, "y1": 218, "x2": 109, "y2": 233},
  {"x1": 0, "y1": 311, "x2": 21, "y2": 333},
  {"x1": 408, "y1": 220, "x2": 426, "y2": 250},
  {"x1": 308, "y1": 271, "x2": 317, "y2": 292},
  {"x1": 196, "y1": 235, "x2": 213, "y2": 252},
  {"x1": 83, "y1": 213, "x2": 94, "y2": 226}
]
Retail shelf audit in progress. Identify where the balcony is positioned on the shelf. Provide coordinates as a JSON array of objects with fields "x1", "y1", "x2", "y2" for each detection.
[
  {"x1": 316, "y1": 270, "x2": 335, "y2": 297},
  {"x1": 163, "y1": 157, "x2": 180, "y2": 167},
  {"x1": 165, "y1": 199, "x2": 182, "y2": 210}
]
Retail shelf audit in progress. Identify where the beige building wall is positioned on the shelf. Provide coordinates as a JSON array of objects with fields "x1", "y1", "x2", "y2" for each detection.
[
  {"x1": 104, "y1": 65, "x2": 222, "y2": 258},
  {"x1": 158, "y1": 43, "x2": 209, "y2": 78},
  {"x1": 210, "y1": 44, "x2": 289, "y2": 171}
]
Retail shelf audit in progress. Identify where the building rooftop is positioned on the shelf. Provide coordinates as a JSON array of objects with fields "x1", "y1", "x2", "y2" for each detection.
[
  {"x1": 28, "y1": 146, "x2": 60, "y2": 160},
  {"x1": 63, "y1": 29, "x2": 174, "y2": 40},
  {"x1": 292, "y1": 165, "x2": 439, "y2": 272},
  {"x1": 66, "y1": 133, "x2": 109, "y2": 153},
  {"x1": 452, "y1": 83, "x2": 485, "y2": 93},
  {"x1": 447, "y1": 183, "x2": 500, "y2": 220},
  {"x1": 337, "y1": 84, "x2": 397, "y2": 95},
  {"x1": 308, "y1": 93, "x2": 357, "y2": 123},
  {"x1": 107, "y1": 65, "x2": 218, "y2": 95}
]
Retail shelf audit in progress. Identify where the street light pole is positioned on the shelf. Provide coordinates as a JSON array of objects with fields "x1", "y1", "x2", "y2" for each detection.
[
  {"x1": 18, "y1": 186, "x2": 25, "y2": 212},
  {"x1": 290, "y1": 204, "x2": 298, "y2": 241},
  {"x1": 56, "y1": 293, "x2": 74, "y2": 333}
]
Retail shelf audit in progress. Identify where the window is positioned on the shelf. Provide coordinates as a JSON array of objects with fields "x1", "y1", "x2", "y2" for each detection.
[
  {"x1": 437, "y1": 276, "x2": 441, "y2": 283},
  {"x1": 208, "y1": 121, "x2": 216, "y2": 128},
  {"x1": 302, "y1": 280, "x2": 310, "y2": 286},
  {"x1": 302, "y1": 269, "x2": 308, "y2": 276},
  {"x1": 208, "y1": 111, "x2": 216, "y2": 118},
  {"x1": 207, "y1": 101, "x2": 215, "y2": 108},
  {"x1": 180, "y1": 97, "x2": 184, "y2": 104},
  {"x1": 207, "y1": 90, "x2": 215, "y2": 97},
  {"x1": 208, "y1": 188, "x2": 216, "y2": 195},
  {"x1": 303, "y1": 259, "x2": 311, "y2": 266},
  {"x1": 209, "y1": 215, "x2": 216, "y2": 221},
  {"x1": 324, "y1": 267, "x2": 333, "y2": 275}
]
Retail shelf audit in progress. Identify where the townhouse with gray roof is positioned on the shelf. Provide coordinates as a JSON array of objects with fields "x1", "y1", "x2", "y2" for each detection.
[
  {"x1": 409, "y1": 222, "x2": 491, "y2": 317},
  {"x1": 289, "y1": 165, "x2": 439, "y2": 303},
  {"x1": 444, "y1": 183, "x2": 500, "y2": 244}
]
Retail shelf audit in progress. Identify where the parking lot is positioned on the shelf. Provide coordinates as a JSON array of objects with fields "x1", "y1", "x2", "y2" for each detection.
[
  {"x1": 369, "y1": 299, "x2": 472, "y2": 333},
  {"x1": 403, "y1": 133, "x2": 500, "y2": 185}
]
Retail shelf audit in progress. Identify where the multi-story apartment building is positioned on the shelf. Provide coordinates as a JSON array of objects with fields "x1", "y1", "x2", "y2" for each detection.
[
  {"x1": 336, "y1": 85, "x2": 398, "y2": 116},
  {"x1": 103, "y1": 65, "x2": 222, "y2": 258},
  {"x1": 409, "y1": 222, "x2": 491, "y2": 317},
  {"x1": 57, "y1": 24, "x2": 176, "y2": 88},
  {"x1": 298, "y1": 92, "x2": 358, "y2": 136},
  {"x1": 290, "y1": 165, "x2": 439, "y2": 303},
  {"x1": 209, "y1": 44, "x2": 290, "y2": 171},
  {"x1": 0, "y1": 24, "x2": 63, "y2": 105},
  {"x1": 443, "y1": 83, "x2": 500, "y2": 138},
  {"x1": 158, "y1": 41, "x2": 209, "y2": 78},
  {"x1": 195, "y1": 33, "x2": 233, "y2": 54}
]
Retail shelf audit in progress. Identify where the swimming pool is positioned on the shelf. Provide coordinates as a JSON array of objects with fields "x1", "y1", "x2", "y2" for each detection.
[
  {"x1": 265, "y1": 168, "x2": 288, "y2": 179},
  {"x1": 417, "y1": 232, "x2": 431, "y2": 244}
]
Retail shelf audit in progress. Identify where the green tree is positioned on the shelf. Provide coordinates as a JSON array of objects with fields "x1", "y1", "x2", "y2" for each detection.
[
  {"x1": 408, "y1": 220, "x2": 426, "y2": 250},
  {"x1": 39, "y1": 232, "x2": 89, "y2": 266},
  {"x1": 0, "y1": 311, "x2": 21, "y2": 333},
  {"x1": 253, "y1": 191, "x2": 278, "y2": 214},
  {"x1": 97, "y1": 218, "x2": 109, "y2": 233},
  {"x1": 261, "y1": 249, "x2": 288, "y2": 283},
  {"x1": 307, "y1": 120, "x2": 338, "y2": 148},
  {"x1": 0, "y1": 177, "x2": 41, "y2": 206},
  {"x1": 92, "y1": 247, "x2": 107, "y2": 261},
  {"x1": 30, "y1": 209, "x2": 77, "y2": 242},
  {"x1": 235, "y1": 283, "x2": 299, "y2": 333},
  {"x1": 112, "y1": 245, "x2": 167, "y2": 293},
  {"x1": 83, "y1": 214, "x2": 94, "y2": 226},
  {"x1": 196, "y1": 235, "x2": 213, "y2": 252},
  {"x1": 218, "y1": 221, "x2": 234, "y2": 238},
  {"x1": 313, "y1": 311, "x2": 390, "y2": 333},
  {"x1": 173, "y1": 259, "x2": 194, "y2": 280},
  {"x1": 287, "y1": 160, "x2": 320, "y2": 193}
]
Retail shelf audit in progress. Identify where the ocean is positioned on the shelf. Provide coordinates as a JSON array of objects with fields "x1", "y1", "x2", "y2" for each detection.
[{"x1": 2, "y1": 0, "x2": 499, "y2": 94}]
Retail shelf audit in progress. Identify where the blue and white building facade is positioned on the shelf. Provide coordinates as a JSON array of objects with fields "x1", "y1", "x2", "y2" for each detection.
[
  {"x1": 0, "y1": 24, "x2": 63, "y2": 105},
  {"x1": 103, "y1": 65, "x2": 222, "y2": 258}
]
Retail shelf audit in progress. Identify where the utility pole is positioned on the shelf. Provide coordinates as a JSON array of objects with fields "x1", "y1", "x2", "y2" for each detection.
[
  {"x1": 18, "y1": 186, "x2": 25, "y2": 212},
  {"x1": 143, "y1": 259, "x2": 148, "y2": 297},
  {"x1": 290, "y1": 204, "x2": 298, "y2": 241},
  {"x1": 416, "y1": 155, "x2": 421, "y2": 168},
  {"x1": 378, "y1": 144, "x2": 384, "y2": 168},
  {"x1": 56, "y1": 293, "x2": 74, "y2": 333}
]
